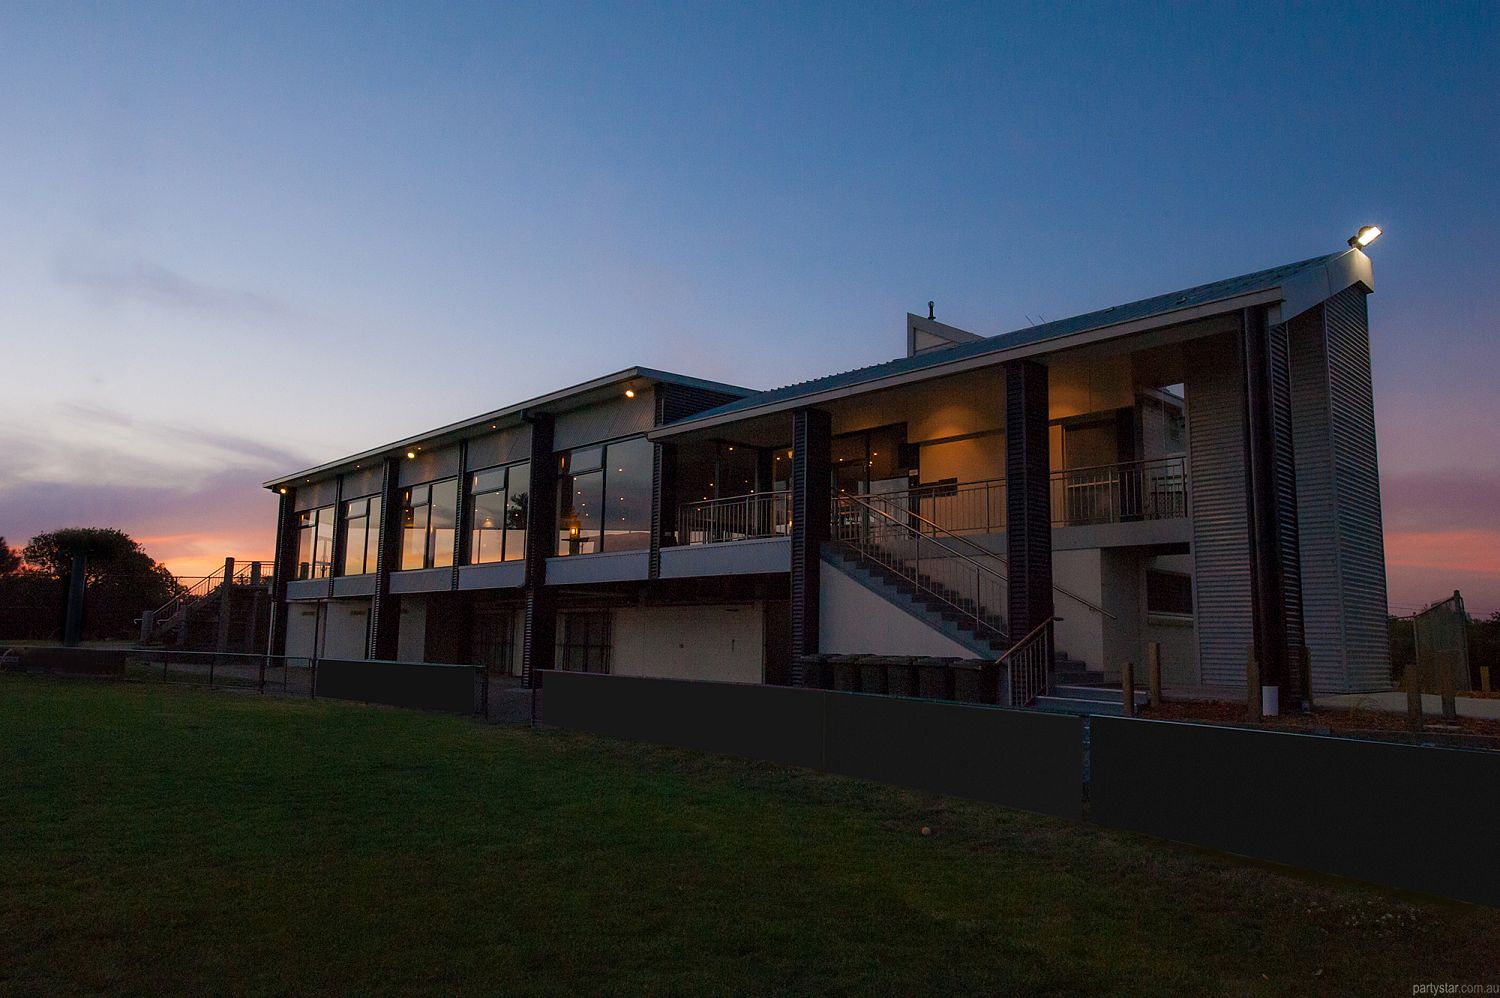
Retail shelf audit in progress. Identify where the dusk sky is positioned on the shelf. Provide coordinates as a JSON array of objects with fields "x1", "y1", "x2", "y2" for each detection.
[{"x1": 1, "y1": 2, "x2": 1496, "y2": 612}]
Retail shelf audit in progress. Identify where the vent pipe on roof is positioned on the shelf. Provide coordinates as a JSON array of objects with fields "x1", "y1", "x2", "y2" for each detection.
[{"x1": 928, "y1": 300, "x2": 935, "y2": 321}]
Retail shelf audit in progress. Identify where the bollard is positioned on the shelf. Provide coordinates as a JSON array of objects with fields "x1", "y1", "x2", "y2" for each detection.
[
  {"x1": 1147, "y1": 642, "x2": 1162, "y2": 710},
  {"x1": 1121, "y1": 661, "x2": 1136, "y2": 718},
  {"x1": 1246, "y1": 646, "x2": 1262, "y2": 722}
]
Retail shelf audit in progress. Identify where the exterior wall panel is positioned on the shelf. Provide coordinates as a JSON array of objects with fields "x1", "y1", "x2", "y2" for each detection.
[{"x1": 1186, "y1": 332, "x2": 1254, "y2": 687}]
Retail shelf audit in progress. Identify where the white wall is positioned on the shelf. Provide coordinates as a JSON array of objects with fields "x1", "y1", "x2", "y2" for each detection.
[
  {"x1": 320, "y1": 600, "x2": 370, "y2": 660},
  {"x1": 1053, "y1": 549, "x2": 1105, "y2": 670},
  {"x1": 284, "y1": 602, "x2": 320, "y2": 660},
  {"x1": 611, "y1": 603, "x2": 764, "y2": 683},
  {"x1": 397, "y1": 596, "x2": 426, "y2": 662},
  {"x1": 820, "y1": 565, "x2": 976, "y2": 659}
]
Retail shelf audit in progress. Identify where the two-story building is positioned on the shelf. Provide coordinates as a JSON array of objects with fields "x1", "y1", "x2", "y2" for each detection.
[{"x1": 265, "y1": 242, "x2": 1390, "y2": 706}]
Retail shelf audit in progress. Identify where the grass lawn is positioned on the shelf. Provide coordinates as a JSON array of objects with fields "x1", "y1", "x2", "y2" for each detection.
[{"x1": 2, "y1": 679, "x2": 1496, "y2": 996}]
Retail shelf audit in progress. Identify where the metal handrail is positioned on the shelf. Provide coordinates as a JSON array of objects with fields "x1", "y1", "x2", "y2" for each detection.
[
  {"x1": 854, "y1": 490, "x2": 1115, "y2": 621},
  {"x1": 998, "y1": 615, "x2": 1055, "y2": 707},
  {"x1": 834, "y1": 494, "x2": 1009, "y2": 643}
]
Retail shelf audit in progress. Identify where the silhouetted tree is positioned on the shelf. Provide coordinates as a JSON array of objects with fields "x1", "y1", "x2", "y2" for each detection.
[
  {"x1": 10, "y1": 528, "x2": 181, "y2": 640},
  {"x1": 0, "y1": 537, "x2": 19, "y2": 577}
]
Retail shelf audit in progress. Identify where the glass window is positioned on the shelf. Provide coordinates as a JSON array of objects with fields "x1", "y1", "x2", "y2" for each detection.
[
  {"x1": 556, "y1": 437, "x2": 654, "y2": 556},
  {"x1": 1146, "y1": 570, "x2": 1193, "y2": 616},
  {"x1": 468, "y1": 462, "x2": 529, "y2": 565},
  {"x1": 602, "y1": 436, "x2": 653, "y2": 552},
  {"x1": 297, "y1": 505, "x2": 335, "y2": 580},
  {"x1": 400, "y1": 479, "x2": 456, "y2": 570},
  {"x1": 429, "y1": 479, "x2": 457, "y2": 568},
  {"x1": 341, "y1": 496, "x2": 382, "y2": 576},
  {"x1": 402, "y1": 484, "x2": 429, "y2": 571},
  {"x1": 558, "y1": 458, "x2": 603, "y2": 556},
  {"x1": 504, "y1": 462, "x2": 529, "y2": 561},
  {"x1": 559, "y1": 611, "x2": 611, "y2": 673}
]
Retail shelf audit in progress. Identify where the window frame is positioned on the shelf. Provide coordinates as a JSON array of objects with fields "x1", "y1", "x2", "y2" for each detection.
[
  {"x1": 339, "y1": 494, "x2": 382, "y2": 577},
  {"x1": 296, "y1": 505, "x2": 336, "y2": 581},
  {"x1": 400, "y1": 477, "x2": 458, "y2": 571},
  {"x1": 555, "y1": 434, "x2": 654, "y2": 557},
  {"x1": 467, "y1": 460, "x2": 530, "y2": 565}
]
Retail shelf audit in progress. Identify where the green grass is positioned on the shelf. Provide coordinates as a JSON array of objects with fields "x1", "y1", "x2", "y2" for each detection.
[{"x1": 2, "y1": 678, "x2": 1496, "y2": 996}]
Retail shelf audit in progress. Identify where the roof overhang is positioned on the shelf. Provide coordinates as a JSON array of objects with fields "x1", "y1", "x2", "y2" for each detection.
[
  {"x1": 650, "y1": 288, "x2": 1280, "y2": 440},
  {"x1": 264, "y1": 367, "x2": 753, "y2": 489}
]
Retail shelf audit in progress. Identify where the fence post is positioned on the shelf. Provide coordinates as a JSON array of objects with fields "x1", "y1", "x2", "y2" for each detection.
[
  {"x1": 1246, "y1": 646, "x2": 1262, "y2": 722},
  {"x1": 1121, "y1": 661, "x2": 1135, "y2": 718},
  {"x1": 1438, "y1": 649, "x2": 1458, "y2": 723},
  {"x1": 163, "y1": 649, "x2": 170, "y2": 683},
  {"x1": 1406, "y1": 652, "x2": 1424, "y2": 733},
  {"x1": 1147, "y1": 642, "x2": 1162, "y2": 710},
  {"x1": 208, "y1": 652, "x2": 215, "y2": 688},
  {"x1": 259, "y1": 653, "x2": 266, "y2": 694},
  {"x1": 310, "y1": 656, "x2": 318, "y2": 699}
]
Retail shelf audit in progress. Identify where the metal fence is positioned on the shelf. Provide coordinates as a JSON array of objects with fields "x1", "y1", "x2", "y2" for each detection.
[{"x1": 1, "y1": 645, "x2": 516, "y2": 719}]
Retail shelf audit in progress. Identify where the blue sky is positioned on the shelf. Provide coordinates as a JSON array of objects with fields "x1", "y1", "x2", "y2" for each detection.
[{"x1": 0, "y1": 2, "x2": 1496, "y2": 609}]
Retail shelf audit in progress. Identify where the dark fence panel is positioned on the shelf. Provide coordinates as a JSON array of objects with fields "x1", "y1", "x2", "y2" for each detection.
[
  {"x1": 540, "y1": 672, "x2": 1083, "y2": 818},
  {"x1": 315, "y1": 659, "x2": 476, "y2": 714},
  {"x1": 1091, "y1": 717, "x2": 1500, "y2": 907},
  {"x1": 541, "y1": 671, "x2": 825, "y2": 768},
  {"x1": 17, "y1": 647, "x2": 127, "y2": 676},
  {"x1": 824, "y1": 693, "x2": 1082, "y2": 819}
]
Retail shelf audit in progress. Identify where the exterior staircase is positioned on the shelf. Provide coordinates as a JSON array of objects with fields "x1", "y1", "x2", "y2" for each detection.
[
  {"x1": 822, "y1": 545, "x2": 1009, "y2": 658},
  {"x1": 142, "y1": 559, "x2": 274, "y2": 652}
]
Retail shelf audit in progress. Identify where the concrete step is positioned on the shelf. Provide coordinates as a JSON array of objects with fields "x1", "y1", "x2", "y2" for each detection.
[
  {"x1": 1034, "y1": 695, "x2": 1129, "y2": 717},
  {"x1": 1052, "y1": 684, "x2": 1149, "y2": 706}
]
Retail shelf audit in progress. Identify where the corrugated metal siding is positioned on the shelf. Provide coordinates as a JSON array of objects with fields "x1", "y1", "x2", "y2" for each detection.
[
  {"x1": 1289, "y1": 306, "x2": 1345, "y2": 691},
  {"x1": 553, "y1": 389, "x2": 655, "y2": 451},
  {"x1": 1324, "y1": 288, "x2": 1391, "y2": 690},
  {"x1": 1186, "y1": 333, "x2": 1254, "y2": 687},
  {"x1": 1268, "y1": 322, "x2": 1306, "y2": 671},
  {"x1": 1290, "y1": 307, "x2": 1350, "y2": 690}
]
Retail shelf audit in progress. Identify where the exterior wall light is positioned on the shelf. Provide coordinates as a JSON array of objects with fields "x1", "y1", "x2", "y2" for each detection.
[
  {"x1": 624, "y1": 388, "x2": 636, "y2": 398},
  {"x1": 278, "y1": 487, "x2": 287, "y2": 494},
  {"x1": 406, "y1": 450, "x2": 417, "y2": 459},
  {"x1": 1348, "y1": 225, "x2": 1382, "y2": 248}
]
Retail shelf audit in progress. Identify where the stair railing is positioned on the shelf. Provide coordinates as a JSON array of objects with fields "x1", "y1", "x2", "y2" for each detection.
[
  {"x1": 999, "y1": 616, "x2": 1056, "y2": 708},
  {"x1": 854, "y1": 491, "x2": 1115, "y2": 623},
  {"x1": 832, "y1": 494, "x2": 1009, "y2": 644}
]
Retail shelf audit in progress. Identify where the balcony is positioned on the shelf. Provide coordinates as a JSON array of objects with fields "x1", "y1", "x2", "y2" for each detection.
[{"x1": 677, "y1": 491, "x2": 791, "y2": 545}]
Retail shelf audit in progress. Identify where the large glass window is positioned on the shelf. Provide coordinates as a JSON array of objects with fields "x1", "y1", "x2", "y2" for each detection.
[
  {"x1": 557, "y1": 437, "x2": 654, "y2": 556},
  {"x1": 468, "y1": 462, "x2": 529, "y2": 564},
  {"x1": 401, "y1": 478, "x2": 458, "y2": 570},
  {"x1": 340, "y1": 496, "x2": 382, "y2": 576},
  {"x1": 296, "y1": 505, "x2": 335, "y2": 580},
  {"x1": 558, "y1": 611, "x2": 611, "y2": 672}
]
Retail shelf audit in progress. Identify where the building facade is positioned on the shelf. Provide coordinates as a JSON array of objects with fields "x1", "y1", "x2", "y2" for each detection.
[{"x1": 266, "y1": 246, "x2": 1390, "y2": 698}]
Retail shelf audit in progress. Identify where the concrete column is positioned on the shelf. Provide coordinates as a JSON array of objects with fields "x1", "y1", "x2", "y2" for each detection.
[
  {"x1": 1004, "y1": 359, "x2": 1054, "y2": 639},
  {"x1": 789, "y1": 408, "x2": 831, "y2": 676},
  {"x1": 62, "y1": 552, "x2": 87, "y2": 647},
  {"x1": 216, "y1": 556, "x2": 235, "y2": 656}
]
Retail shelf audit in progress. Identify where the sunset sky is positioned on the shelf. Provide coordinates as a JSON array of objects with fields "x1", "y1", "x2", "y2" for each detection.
[{"x1": 1, "y1": 3, "x2": 1496, "y2": 613}]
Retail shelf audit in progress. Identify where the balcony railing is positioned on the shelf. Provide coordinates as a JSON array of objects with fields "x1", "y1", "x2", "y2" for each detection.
[
  {"x1": 677, "y1": 491, "x2": 791, "y2": 545},
  {"x1": 1051, "y1": 456, "x2": 1188, "y2": 527}
]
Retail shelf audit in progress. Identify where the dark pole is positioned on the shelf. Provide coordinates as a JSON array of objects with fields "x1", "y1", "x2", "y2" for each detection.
[{"x1": 62, "y1": 552, "x2": 87, "y2": 647}]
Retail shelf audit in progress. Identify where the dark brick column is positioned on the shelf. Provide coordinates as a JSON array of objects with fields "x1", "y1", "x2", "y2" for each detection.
[
  {"x1": 521, "y1": 412, "x2": 558, "y2": 685},
  {"x1": 789, "y1": 408, "x2": 831, "y2": 679},
  {"x1": 649, "y1": 440, "x2": 677, "y2": 579},
  {"x1": 269, "y1": 488, "x2": 298, "y2": 656},
  {"x1": 1004, "y1": 359, "x2": 1054, "y2": 638},
  {"x1": 367, "y1": 457, "x2": 403, "y2": 660}
]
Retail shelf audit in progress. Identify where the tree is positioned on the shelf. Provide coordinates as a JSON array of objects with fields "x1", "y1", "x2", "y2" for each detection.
[
  {"x1": 16, "y1": 528, "x2": 182, "y2": 640},
  {"x1": 0, "y1": 537, "x2": 19, "y2": 576}
]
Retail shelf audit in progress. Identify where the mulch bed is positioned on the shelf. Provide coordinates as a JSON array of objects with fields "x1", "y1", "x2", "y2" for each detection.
[{"x1": 1146, "y1": 698, "x2": 1500, "y2": 751}]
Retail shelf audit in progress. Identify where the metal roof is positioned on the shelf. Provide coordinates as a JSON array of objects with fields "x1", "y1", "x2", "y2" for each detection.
[
  {"x1": 263, "y1": 367, "x2": 754, "y2": 489},
  {"x1": 662, "y1": 250, "x2": 1355, "y2": 428}
]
